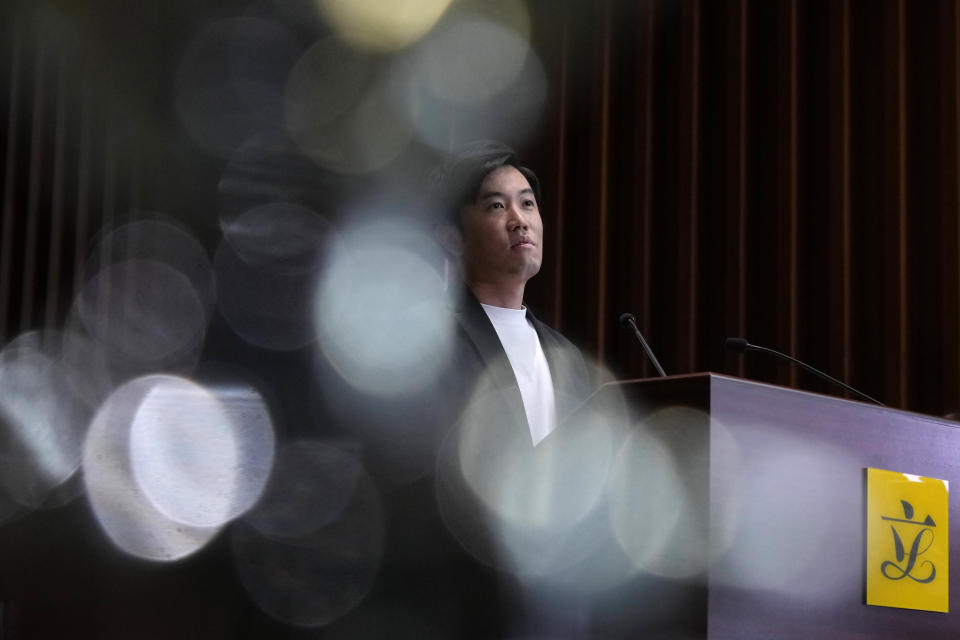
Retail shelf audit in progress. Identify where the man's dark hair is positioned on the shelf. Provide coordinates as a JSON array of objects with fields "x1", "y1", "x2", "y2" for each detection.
[{"x1": 429, "y1": 140, "x2": 542, "y2": 227}]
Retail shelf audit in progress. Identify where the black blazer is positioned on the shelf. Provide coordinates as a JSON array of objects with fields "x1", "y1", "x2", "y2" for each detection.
[
  {"x1": 358, "y1": 288, "x2": 597, "y2": 638},
  {"x1": 447, "y1": 287, "x2": 594, "y2": 439}
]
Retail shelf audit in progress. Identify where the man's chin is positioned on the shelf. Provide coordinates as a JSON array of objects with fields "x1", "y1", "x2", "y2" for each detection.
[{"x1": 519, "y1": 261, "x2": 542, "y2": 281}]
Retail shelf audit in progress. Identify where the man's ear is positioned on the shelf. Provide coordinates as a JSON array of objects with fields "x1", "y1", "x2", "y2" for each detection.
[{"x1": 433, "y1": 222, "x2": 463, "y2": 257}]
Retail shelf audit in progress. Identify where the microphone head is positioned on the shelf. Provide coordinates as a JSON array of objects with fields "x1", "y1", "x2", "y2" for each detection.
[
  {"x1": 725, "y1": 337, "x2": 750, "y2": 353},
  {"x1": 618, "y1": 312, "x2": 636, "y2": 327}
]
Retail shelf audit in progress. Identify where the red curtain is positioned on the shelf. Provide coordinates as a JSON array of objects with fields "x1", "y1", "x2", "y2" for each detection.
[
  {"x1": 3, "y1": 0, "x2": 960, "y2": 414},
  {"x1": 525, "y1": 0, "x2": 960, "y2": 414}
]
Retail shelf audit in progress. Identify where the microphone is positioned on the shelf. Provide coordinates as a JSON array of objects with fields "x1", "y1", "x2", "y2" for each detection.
[
  {"x1": 620, "y1": 313, "x2": 667, "y2": 377},
  {"x1": 724, "y1": 337, "x2": 884, "y2": 406}
]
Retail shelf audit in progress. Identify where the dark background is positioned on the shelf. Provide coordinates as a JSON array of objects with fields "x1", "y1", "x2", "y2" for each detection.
[
  {"x1": 2, "y1": 0, "x2": 960, "y2": 636},
  {"x1": 526, "y1": 0, "x2": 960, "y2": 415},
  {"x1": 4, "y1": 0, "x2": 959, "y2": 413}
]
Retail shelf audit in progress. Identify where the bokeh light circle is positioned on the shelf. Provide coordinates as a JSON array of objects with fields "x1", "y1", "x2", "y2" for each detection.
[
  {"x1": 84, "y1": 217, "x2": 216, "y2": 323},
  {"x1": 317, "y1": 0, "x2": 453, "y2": 52},
  {"x1": 403, "y1": 0, "x2": 545, "y2": 152},
  {"x1": 218, "y1": 131, "x2": 345, "y2": 229},
  {"x1": 607, "y1": 406, "x2": 716, "y2": 579},
  {"x1": 232, "y1": 441, "x2": 385, "y2": 627},
  {"x1": 413, "y1": 15, "x2": 530, "y2": 104},
  {"x1": 407, "y1": 50, "x2": 547, "y2": 152},
  {"x1": 214, "y1": 230, "x2": 324, "y2": 351},
  {"x1": 285, "y1": 37, "x2": 374, "y2": 131},
  {"x1": 285, "y1": 38, "x2": 414, "y2": 174},
  {"x1": 313, "y1": 217, "x2": 453, "y2": 397},
  {"x1": 129, "y1": 377, "x2": 275, "y2": 528},
  {"x1": 242, "y1": 441, "x2": 362, "y2": 540},
  {"x1": 0, "y1": 344, "x2": 88, "y2": 509},
  {"x1": 83, "y1": 374, "x2": 273, "y2": 561},
  {"x1": 713, "y1": 425, "x2": 860, "y2": 602},
  {"x1": 1, "y1": 329, "x2": 111, "y2": 510},
  {"x1": 175, "y1": 17, "x2": 303, "y2": 155},
  {"x1": 83, "y1": 376, "x2": 222, "y2": 561},
  {"x1": 221, "y1": 202, "x2": 337, "y2": 275},
  {"x1": 436, "y1": 383, "x2": 617, "y2": 578},
  {"x1": 74, "y1": 258, "x2": 208, "y2": 373}
]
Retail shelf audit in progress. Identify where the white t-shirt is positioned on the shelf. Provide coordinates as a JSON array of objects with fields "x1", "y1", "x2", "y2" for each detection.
[{"x1": 481, "y1": 303, "x2": 557, "y2": 446}]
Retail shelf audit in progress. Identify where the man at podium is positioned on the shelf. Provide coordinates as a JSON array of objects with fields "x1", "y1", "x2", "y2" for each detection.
[
  {"x1": 362, "y1": 141, "x2": 598, "y2": 638},
  {"x1": 430, "y1": 139, "x2": 594, "y2": 449}
]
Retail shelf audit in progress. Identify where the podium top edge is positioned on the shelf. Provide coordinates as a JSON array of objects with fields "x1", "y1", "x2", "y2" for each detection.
[{"x1": 599, "y1": 372, "x2": 959, "y2": 425}]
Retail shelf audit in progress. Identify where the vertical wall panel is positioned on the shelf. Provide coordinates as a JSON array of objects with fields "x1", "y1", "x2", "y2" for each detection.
[
  {"x1": 43, "y1": 53, "x2": 67, "y2": 330},
  {"x1": 827, "y1": 0, "x2": 853, "y2": 388},
  {"x1": 595, "y1": 0, "x2": 612, "y2": 358},
  {"x1": 550, "y1": 5, "x2": 569, "y2": 331},
  {"x1": 19, "y1": 36, "x2": 45, "y2": 331},
  {"x1": 944, "y1": 0, "x2": 960, "y2": 408},
  {"x1": 72, "y1": 73, "x2": 92, "y2": 296},
  {"x1": 0, "y1": 28, "x2": 21, "y2": 343},
  {"x1": 676, "y1": 0, "x2": 701, "y2": 372},
  {"x1": 881, "y1": 0, "x2": 909, "y2": 406},
  {"x1": 724, "y1": 0, "x2": 749, "y2": 378},
  {"x1": 638, "y1": 0, "x2": 657, "y2": 377},
  {"x1": 776, "y1": 0, "x2": 800, "y2": 387}
]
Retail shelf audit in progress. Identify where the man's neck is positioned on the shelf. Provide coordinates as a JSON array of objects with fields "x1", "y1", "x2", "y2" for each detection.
[{"x1": 468, "y1": 280, "x2": 525, "y2": 310}]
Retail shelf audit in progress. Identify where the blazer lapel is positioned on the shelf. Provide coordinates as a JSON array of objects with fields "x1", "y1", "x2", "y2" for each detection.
[{"x1": 453, "y1": 291, "x2": 529, "y2": 433}]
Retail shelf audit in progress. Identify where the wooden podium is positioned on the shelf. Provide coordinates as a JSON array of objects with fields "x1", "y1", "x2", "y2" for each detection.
[{"x1": 587, "y1": 373, "x2": 960, "y2": 638}]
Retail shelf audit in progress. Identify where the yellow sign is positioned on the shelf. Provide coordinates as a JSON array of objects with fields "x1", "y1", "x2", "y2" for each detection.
[{"x1": 865, "y1": 468, "x2": 949, "y2": 612}]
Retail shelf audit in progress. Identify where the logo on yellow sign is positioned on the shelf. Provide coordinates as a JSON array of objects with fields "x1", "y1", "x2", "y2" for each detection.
[{"x1": 866, "y1": 468, "x2": 948, "y2": 613}]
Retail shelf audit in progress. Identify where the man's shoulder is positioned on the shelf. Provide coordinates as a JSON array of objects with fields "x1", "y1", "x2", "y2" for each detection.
[
  {"x1": 531, "y1": 316, "x2": 574, "y2": 344},
  {"x1": 525, "y1": 308, "x2": 580, "y2": 353}
]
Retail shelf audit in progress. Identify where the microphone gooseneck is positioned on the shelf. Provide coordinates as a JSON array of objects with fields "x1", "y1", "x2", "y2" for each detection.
[
  {"x1": 724, "y1": 337, "x2": 884, "y2": 406},
  {"x1": 620, "y1": 312, "x2": 667, "y2": 377}
]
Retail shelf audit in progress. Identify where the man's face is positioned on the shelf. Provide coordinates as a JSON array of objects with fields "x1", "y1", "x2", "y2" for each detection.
[{"x1": 458, "y1": 165, "x2": 543, "y2": 287}]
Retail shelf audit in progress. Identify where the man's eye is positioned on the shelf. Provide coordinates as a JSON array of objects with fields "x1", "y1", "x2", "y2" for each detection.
[
  {"x1": 523, "y1": 200, "x2": 535, "y2": 207},
  {"x1": 489, "y1": 202, "x2": 504, "y2": 209}
]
